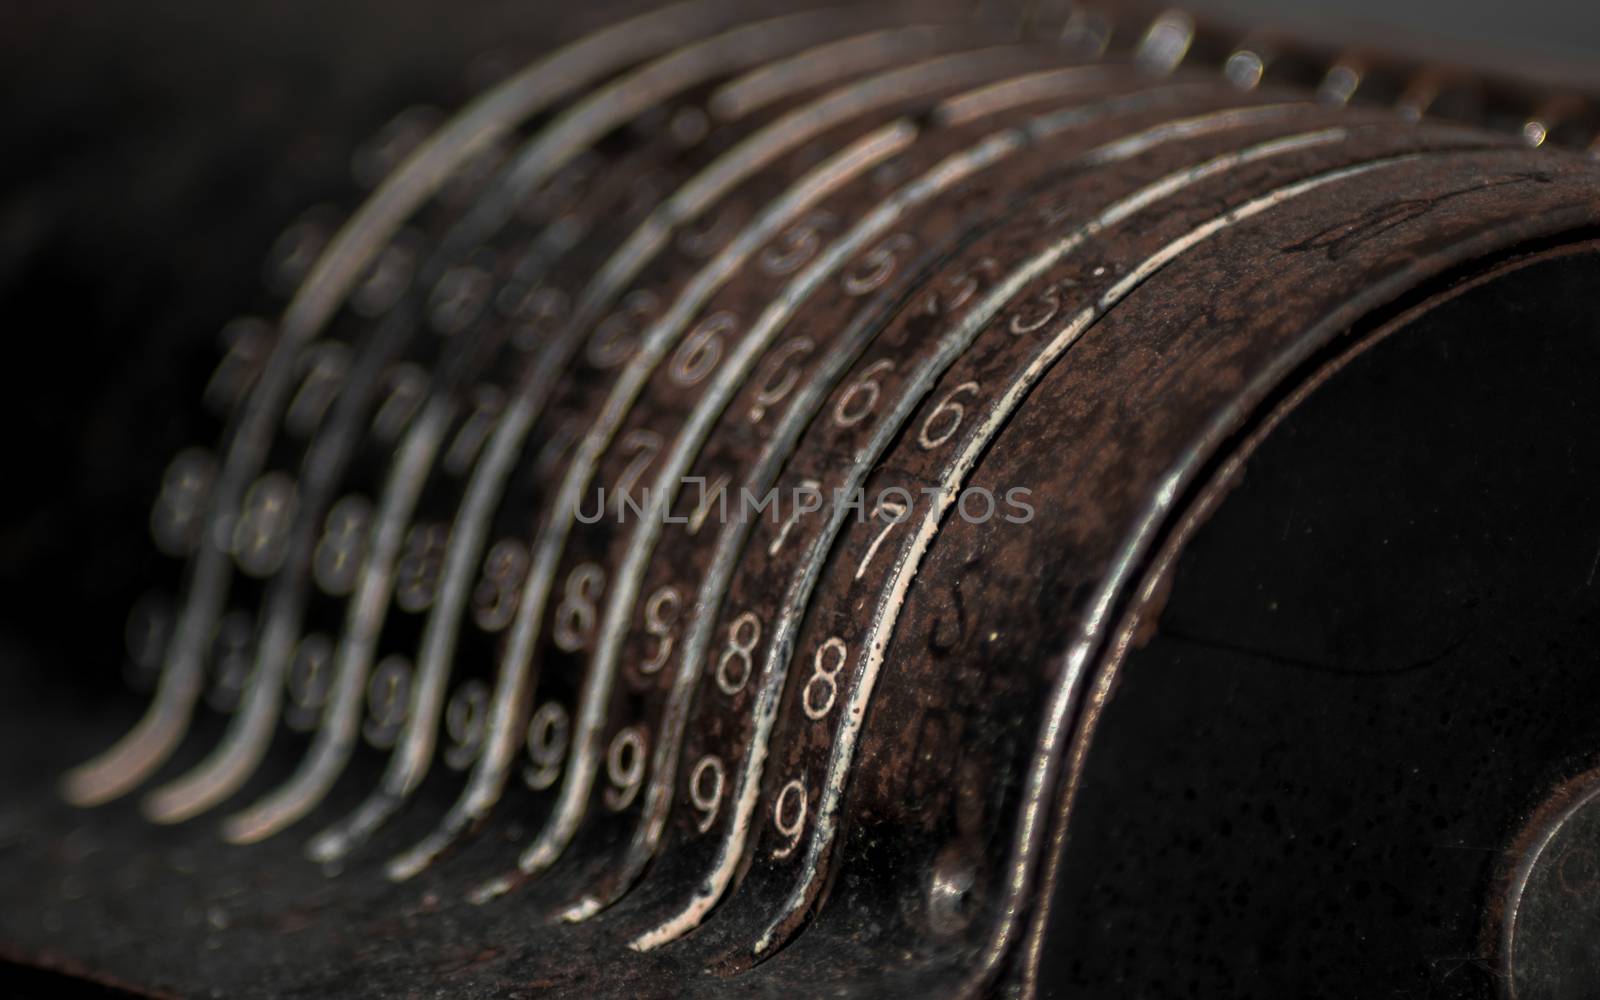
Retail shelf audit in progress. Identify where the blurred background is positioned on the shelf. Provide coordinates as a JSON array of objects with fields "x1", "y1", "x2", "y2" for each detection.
[
  {"x1": 1187, "y1": 0, "x2": 1599, "y2": 79},
  {"x1": 0, "y1": 1, "x2": 1593, "y2": 992},
  {"x1": 0, "y1": 0, "x2": 1595, "y2": 706}
]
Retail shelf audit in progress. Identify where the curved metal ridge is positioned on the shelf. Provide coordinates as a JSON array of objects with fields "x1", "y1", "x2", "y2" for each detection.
[{"x1": 36, "y1": 2, "x2": 1600, "y2": 997}]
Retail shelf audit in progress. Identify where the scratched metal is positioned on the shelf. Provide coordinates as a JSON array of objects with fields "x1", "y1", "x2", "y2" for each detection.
[
  {"x1": 745, "y1": 130, "x2": 1571, "y2": 997},
  {"x1": 61, "y1": 0, "x2": 822, "y2": 811},
  {"x1": 377, "y1": 36, "x2": 1068, "y2": 894},
  {"x1": 357, "y1": 13, "x2": 1033, "y2": 879},
  {"x1": 611, "y1": 87, "x2": 1340, "y2": 956},
  {"x1": 516, "y1": 59, "x2": 1156, "y2": 929},
  {"x1": 644, "y1": 114, "x2": 1520, "y2": 978},
  {"x1": 448, "y1": 41, "x2": 1088, "y2": 906},
  {"x1": 8, "y1": 1, "x2": 1600, "y2": 998},
  {"x1": 297, "y1": 16, "x2": 1012, "y2": 867},
  {"x1": 91, "y1": 1, "x2": 991, "y2": 845},
  {"x1": 981, "y1": 153, "x2": 1600, "y2": 1000},
  {"x1": 229, "y1": 9, "x2": 898, "y2": 847}
]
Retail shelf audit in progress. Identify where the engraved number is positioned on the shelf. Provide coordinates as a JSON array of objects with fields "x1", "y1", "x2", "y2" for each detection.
[
  {"x1": 833, "y1": 359, "x2": 894, "y2": 429},
  {"x1": 611, "y1": 429, "x2": 662, "y2": 518},
  {"x1": 444, "y1": 680, "x2": 491, "y2": 770},
  {"x1": 233, "y1": 472, "x2": 297, "y2": 577},
  {"x1": 150, "y1": 449, "x2": 215, "y2": 556},
  {"x1": 919, "y1": 256, "x2": 999, "y2": 316},
  {"x1": 802, "y1": 636, "x2": 847, "y2": 720},
  {"x1": 669, "y1": 311, "x2": 734, "y2": 387},
  {"x1": 588, "y1": 289, "x2": 657, "y2": 369},
  {"x1": 428, "y1": 262, "x2": 494, "y2": 335},
  {"x1": 285, "y1": 633, "x2": 333, "y2": 731},
  {"x1": 202, "y1": 318, "x2": 270, "y2": 413},
  {"x1": 604, "y1": 726, "x2": 646, "y2": 811},
  {"x1": 443, "y1": 385, "x2": 506, "y2": 475},
  {"x1": 471, "y1": 538, "x2": 528, "y2": 632},
  {"x1": 639, "y1": 586, "x2": 681, "y2": 675},
  {"x1": 748, "y1": 337, "x2": 814, "y2": 423},
  {"x1": 372, "y1": 363, "x2": 428, "y2": 442},
  {"x1": 856, "y1": 493, "x2": 910, "y2": 581},
  {"x1": 769, "y1": 478, "x2": 821, "y2": 557},
  {"x1": 206, "y1": 611, "x2": 254, "y2": 712},
  {"x1": 772, "y1": 778, "x2": 808, "y2": 859},
  {"x1": 1009, "y1": 283, "x2": 1063, "y2": 335},
  {"x1": 918, "y1": 381, "x2": 979, "y2": 451},
  {"x1": 689, "y1": 754, "x2": 725, "y2": 833},
  {"x1": 395, "y1": 523, "x2": 448, "y2": 613},
  {"x1": 350, "y1": 233, "x2": 420, "y2": 318},
  {"x1": 842, "y1": 233, "x2": 914, "y2": 296},
  {"x1": 553, "y1": 562, "x2": 605, "y2": 652},
  {"x1": 284, "y1": 342, "x2": 350, "y2": 436},
  {"x1": 760, "y1": 210, "x2": 835, "y2": 276},
  {"x1": 363, "y1": 655, "x2": 412, "y2": 749},
  {"x1": 313, "y1": 495, "x2": 371, "y2": 596},
  {"x1": 715, "y1": 611, "x2": 761, "y2": 695},
  {"x1": 524, "y1": 702, "x2": 570, "y2": 790}
]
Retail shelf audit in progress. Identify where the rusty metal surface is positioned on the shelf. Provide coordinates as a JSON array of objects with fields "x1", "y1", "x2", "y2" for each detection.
[{"x1": 4, "y1": 1, "x2": 1600, "y2": 997}]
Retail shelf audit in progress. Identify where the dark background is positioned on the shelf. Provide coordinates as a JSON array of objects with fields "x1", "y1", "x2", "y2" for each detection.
[
  {"x1": 1189, "y1": 0, "x2": 1599, "y2": 83},
  {"x1": 0, "y1": 2, "x2": 1593, "y2": 994},
  {"x1": 0, "y1": 0, "x2": 1594, "y2": 688}
]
